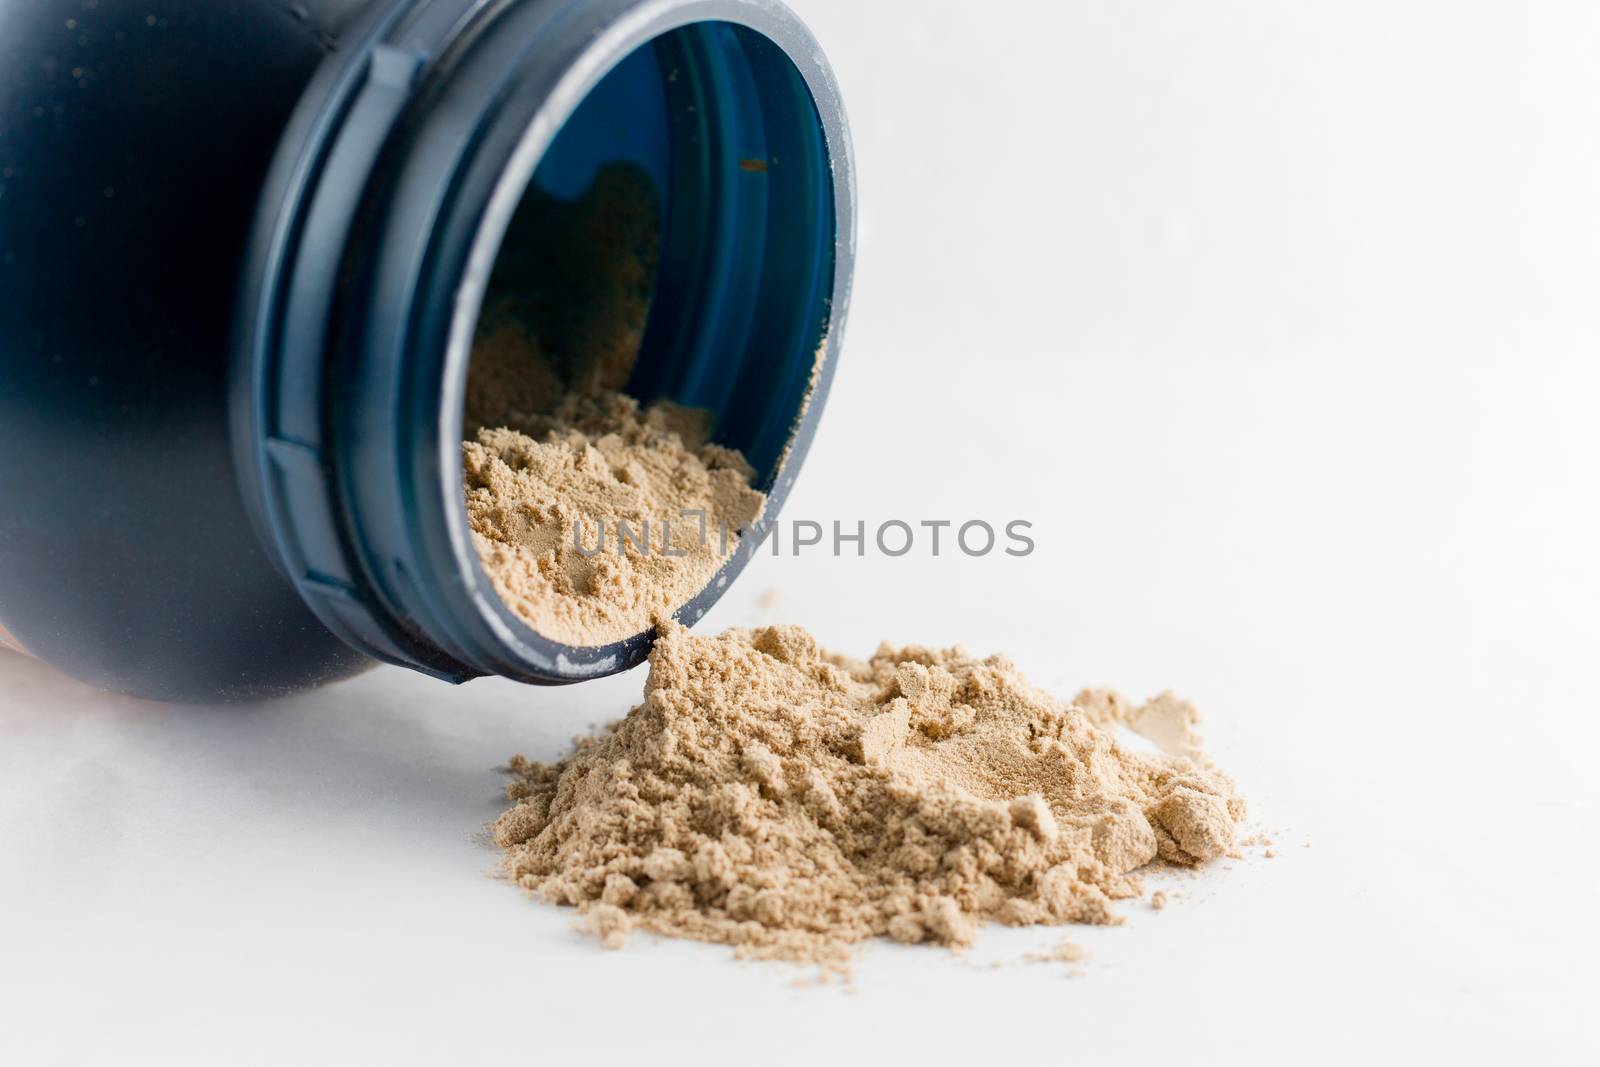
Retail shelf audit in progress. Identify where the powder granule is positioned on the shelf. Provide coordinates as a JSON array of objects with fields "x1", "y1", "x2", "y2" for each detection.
[{"x1": 494, "y1": 623, "x2": 1246, "y2": 968}]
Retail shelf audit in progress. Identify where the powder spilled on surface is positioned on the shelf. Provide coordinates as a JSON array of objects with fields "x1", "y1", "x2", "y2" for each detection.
[
  {"x1": 463, "y1": 164, "x2": 767, "y2": 647},
  {"x1": 493, "y1": 623, "x2": 1246, "y2": 970}
]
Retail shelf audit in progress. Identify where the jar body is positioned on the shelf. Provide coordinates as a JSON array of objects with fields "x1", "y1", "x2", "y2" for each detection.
[
  {"x1": 0, "y1": 0, "x2": 854, "y2": 702},
  {"x1": 0, "y1": 0, "x2": 378, "y2": 700}
]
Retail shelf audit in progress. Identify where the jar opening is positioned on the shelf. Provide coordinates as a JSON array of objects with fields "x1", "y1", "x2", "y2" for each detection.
[{"x1": 450, "y1": 18, "x2": 841, "y2": 665}]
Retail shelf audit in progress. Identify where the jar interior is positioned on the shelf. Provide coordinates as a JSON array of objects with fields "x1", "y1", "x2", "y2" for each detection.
[{"x1": 466, "y1": 20, "x2": 837, "y2": 489}]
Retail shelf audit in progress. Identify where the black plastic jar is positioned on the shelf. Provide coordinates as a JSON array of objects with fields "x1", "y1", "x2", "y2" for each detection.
[{"x1": 0, "y1": 0, "x2": 854, "y2": 701}]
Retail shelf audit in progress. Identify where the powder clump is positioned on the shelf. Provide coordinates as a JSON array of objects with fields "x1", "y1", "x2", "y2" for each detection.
[
  {"x1": 462, "y1": 164, "x2": 767, "y2": 646},
  {"x1": 494, "y1": 623, "x2": 1246, "y2": 969}
]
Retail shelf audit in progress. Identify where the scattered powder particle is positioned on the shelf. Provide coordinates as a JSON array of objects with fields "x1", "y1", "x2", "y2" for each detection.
[
  {"x1": 463, "y1": 164, "x2": 767, "y2": 646},
  {"x1": 1264, "y1": 849, "x2": 1277, "y2": 859},
  {"x1": 1024, "y1": 938, "x2": 1087, "y2": 965},
  {"x1": 1151, "y1": 891, "x2": 1169, "y2": 911},
  {"x1": 494, "y1": 622, "x2": 1247, "y2": 969}
]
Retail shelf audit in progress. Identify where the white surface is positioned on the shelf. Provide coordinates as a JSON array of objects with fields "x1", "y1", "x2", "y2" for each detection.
[{"x1": 5, "y1": 1, "x2": 1599, "y2": 1062}]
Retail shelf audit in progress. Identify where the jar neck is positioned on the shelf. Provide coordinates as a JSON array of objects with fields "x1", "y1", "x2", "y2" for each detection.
[{"x1": 233, "y1": 0, "x2": 855, "y2": 684}]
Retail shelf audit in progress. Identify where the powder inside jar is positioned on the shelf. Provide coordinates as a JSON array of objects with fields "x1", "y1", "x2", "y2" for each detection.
[{"x1": 463, "y1": 164, "x2": 767, "y2": 647}]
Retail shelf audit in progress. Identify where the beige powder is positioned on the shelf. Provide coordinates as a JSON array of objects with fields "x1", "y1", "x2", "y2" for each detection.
[
  {"x1": 1074, "y1": 687, "x2": 1210, "y2": 763},
  {"x1": 464, "y1": 400, "x2": 765, "y2": 647},
  {"x1": 1025, "y1": 938, "x2": 1088, "y2": 965},
  {"x1": 494, "y1": 622, "x2": 1246, "y2": 969},
  {"x1": 463, "y1": 164, "x2": 767, "y2": 646}
]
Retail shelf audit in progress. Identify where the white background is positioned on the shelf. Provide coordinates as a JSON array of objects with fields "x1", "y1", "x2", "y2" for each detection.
[{"x1": 4, "y1": 1, "x2": 1599, "y2": 1062}]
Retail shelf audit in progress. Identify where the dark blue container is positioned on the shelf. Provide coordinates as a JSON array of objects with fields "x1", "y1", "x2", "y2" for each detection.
[{"x1": 0, "y1": 0, "x2": 855, "y2": 701}]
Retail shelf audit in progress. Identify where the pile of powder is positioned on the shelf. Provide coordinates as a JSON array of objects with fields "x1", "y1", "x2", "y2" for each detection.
[
  {"x1": 463, "y1": 164, "x2": 767, "y2": 646},
  {"x1": 493, "y1": 622, "x2": 1246, "y2": 969}
]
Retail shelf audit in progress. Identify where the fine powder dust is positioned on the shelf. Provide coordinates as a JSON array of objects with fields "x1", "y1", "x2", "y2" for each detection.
[
  {"x1": 494, "y1": 622, "x2": 1247, "y2": 969},
  {"x1": 463, "y1": 164, "x2": 766, "y2": 647}
]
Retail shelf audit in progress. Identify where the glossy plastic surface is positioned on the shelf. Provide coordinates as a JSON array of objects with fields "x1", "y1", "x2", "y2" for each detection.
[{"x1": 0, "y1": 0, "x2": 375, "y2": 700}]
